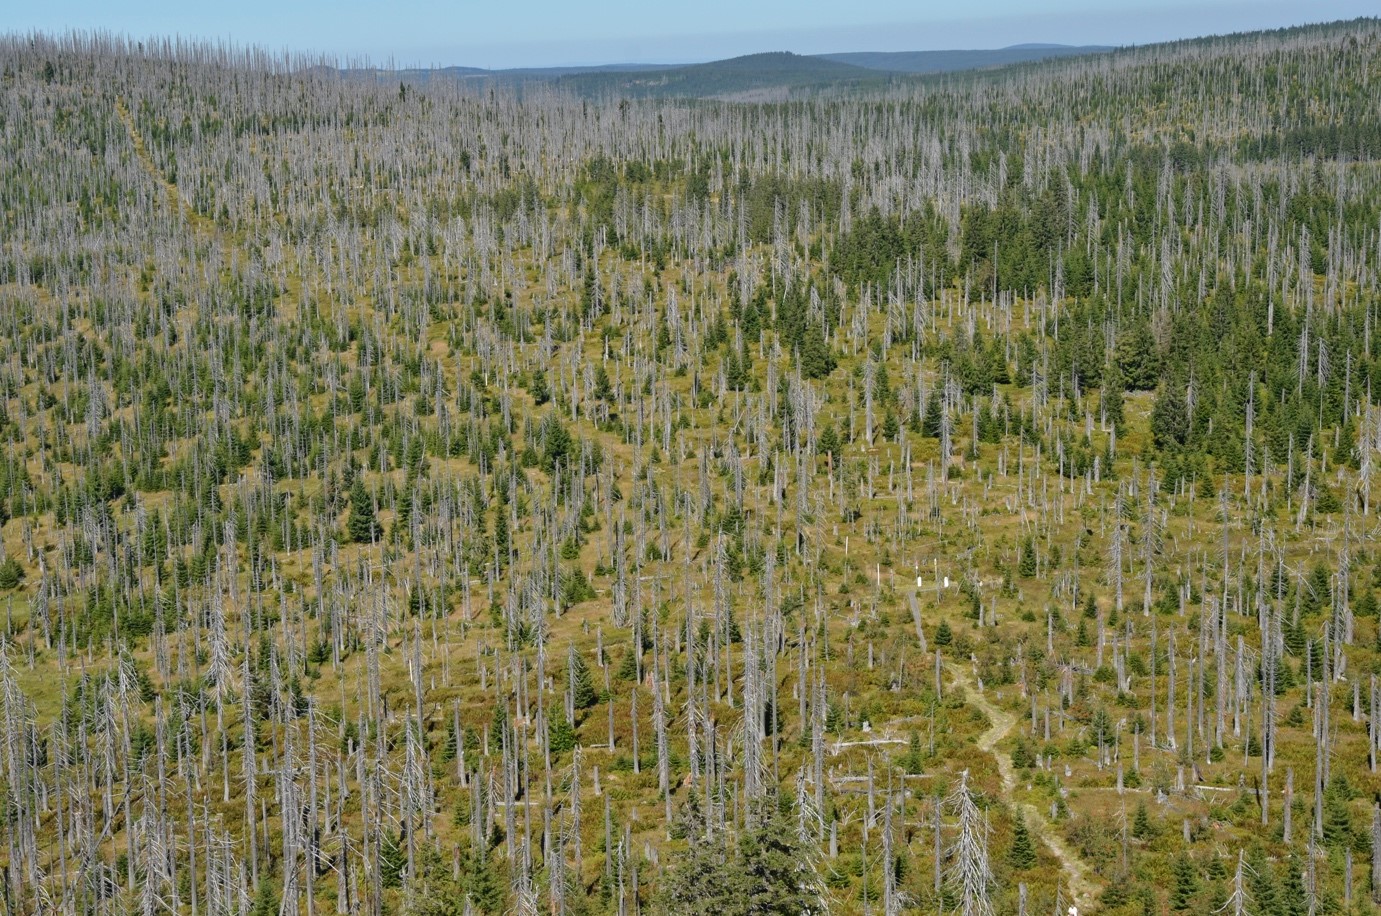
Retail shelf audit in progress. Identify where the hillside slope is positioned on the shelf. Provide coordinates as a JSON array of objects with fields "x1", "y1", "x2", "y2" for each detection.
[
  {"x1": 818, "y1": 44, "x2": 1112, "y2": 73},
  {"x1": 0, "y1": 16, "x2": 1379, "y2": 916}
]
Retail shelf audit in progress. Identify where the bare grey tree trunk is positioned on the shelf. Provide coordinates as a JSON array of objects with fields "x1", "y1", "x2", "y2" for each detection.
[{"x1": 1371, "y1": 803, "x2": 1381, "y2": 904}]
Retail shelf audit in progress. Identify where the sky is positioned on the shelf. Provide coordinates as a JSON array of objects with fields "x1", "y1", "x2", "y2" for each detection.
[{"x1": 7, "y1": 0, "x2": 1376, "y2": 69}]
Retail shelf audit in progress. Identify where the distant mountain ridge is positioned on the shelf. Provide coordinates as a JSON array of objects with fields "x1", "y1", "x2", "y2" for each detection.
[
  {"x1": 343, "y1": 43, "x2": 1113, "y2": 97},
  {"x1": 368, "y1": 62, "x2": 679, "y2": 84}
]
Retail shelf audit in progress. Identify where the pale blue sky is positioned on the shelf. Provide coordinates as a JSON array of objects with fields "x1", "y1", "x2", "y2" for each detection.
[{"x1": 8, "y1": 0, "x2": 1375, "y2": 69}]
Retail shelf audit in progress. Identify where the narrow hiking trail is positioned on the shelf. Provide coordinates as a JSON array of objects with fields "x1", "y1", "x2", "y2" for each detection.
[
  {"x1": 116, "y1": 97, "x2": 216, "y2": 237},
  {"x1": 949, "y1": 663, "x2": 1099, "y2": 912}
]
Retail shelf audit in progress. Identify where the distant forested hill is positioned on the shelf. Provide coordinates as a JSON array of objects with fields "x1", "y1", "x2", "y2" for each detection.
[{"x1": 554, "y1": 51, "x2": 894, "y2": 98}]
